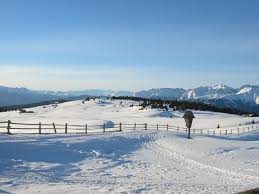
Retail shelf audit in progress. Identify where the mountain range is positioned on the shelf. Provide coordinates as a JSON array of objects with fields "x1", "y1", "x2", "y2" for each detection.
[{"x1": 0, "y1": 84, "x2": 259, "y2": 114}]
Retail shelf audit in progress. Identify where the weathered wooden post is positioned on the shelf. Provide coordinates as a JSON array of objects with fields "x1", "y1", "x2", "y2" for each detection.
[
  {"x1": 182, "y1": 111, "x2": 195, "y2": 139},
  {"x1": 65, "y1": 123, "x2": 68, "y2": 134},
  {"x1": 177, "y1": 126, "x2": 179, "y2": 132},
  {"x1": 103, "y1": 124, "x2": 105, "y2": 133},
  {"x1": 157, "y1": 124, "x2": 159, "y2": 130},
  {"x1": 166, "y1": 124, "x2": 169, "y2": 131},
  {"x1": 7, "y1": 120, "x2": 11, "y2": 134},
  {"x1": 119, "y1": 123, "x2": 122, "y2": 132},
  {"x1": 145, "y1": 123, "x2": 147, "y2": 130},
  {"x1": 53, "y1": 122, "x2": 57, "y2": 134},
  {"x1": 134, "y1": 123, "x2": 136, "y2": 130},
  {"x1": 85, "y1": 124, "x2": 87, "y2": 134},
  {"x1": 39, "y1": 122, "x2": 41, "y2": 134}
]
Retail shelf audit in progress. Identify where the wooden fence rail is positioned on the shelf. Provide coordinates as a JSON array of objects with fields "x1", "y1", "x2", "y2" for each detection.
[{"x1": 0, "y1": 120, "x2": 258, "y2": 136}]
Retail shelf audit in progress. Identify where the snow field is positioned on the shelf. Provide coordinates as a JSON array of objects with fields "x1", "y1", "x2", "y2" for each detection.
[
  {"x1": 0, "y1": 99, "x2": 258, "y2": 134},
  {"x1": 0, "y1": 99, "x2": 258, "y2": 193},
  {"x1": 0, "y1": 130, "x2": 258, "y2": 193}
]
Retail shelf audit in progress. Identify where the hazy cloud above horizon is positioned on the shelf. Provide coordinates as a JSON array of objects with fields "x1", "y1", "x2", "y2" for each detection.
[{"x1": 0, "y1": 0, "x2": 258, "y2": 90}]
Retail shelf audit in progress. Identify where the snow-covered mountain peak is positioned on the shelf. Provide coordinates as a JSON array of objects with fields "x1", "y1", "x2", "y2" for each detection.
[
  {"x1": 211, "y1": 84, "x2": 227, "y2": 90},
  {"x1": 237, "y1": 86, "x2": 253, "y2": 94},
  {"x1": 180, "y1": 84, "x2": 236, "y2": 100}
]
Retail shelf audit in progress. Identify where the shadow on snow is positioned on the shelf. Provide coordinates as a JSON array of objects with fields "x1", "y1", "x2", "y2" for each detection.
[{"x1": 0, "y1": 134, "x2": 153, "y2": 186}]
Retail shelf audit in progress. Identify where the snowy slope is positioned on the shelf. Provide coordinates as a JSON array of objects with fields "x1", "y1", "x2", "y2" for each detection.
[
  {"x1": 40, "y1": 89, "x2": 134, "y2": 97},
  {"x1": 0, "y1": 130, "x2": 258, "y2": 194},
  {"x1": 135, "y1": 88, "x2": 186, "y2": 100},
  {"x1": 180, "y1": 84, "x2": 237, "y2": 100},
  {"x1": 0, "y1": 99, "x2": 259, "y2": 193},
  {"x1": 0, "y1": 99, "x2": 258, "y2": 132},
  {"x1": 1, "y1": 84, "x2": 259, "y2": 114},
  {"x1": 132, "y1": 85, "x2": 259, "y2": 114}
]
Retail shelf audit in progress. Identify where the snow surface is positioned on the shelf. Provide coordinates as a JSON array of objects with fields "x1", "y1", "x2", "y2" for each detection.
[
  {"x1": 0, "y1": 99, "x2": 259, "y2": 193},
  {"x1": 0, "y1": 131, "x2": 258, "y2": 194},
  {"x1": 0, "y1": 99, "x2": 258, "y2": 133}
]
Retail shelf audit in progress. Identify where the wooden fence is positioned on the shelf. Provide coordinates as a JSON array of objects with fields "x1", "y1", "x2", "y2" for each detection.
[
  {"x1": 0, "y1": 120, "x2": 186, "y2": 134},
  {"x1": 0, "y1": 120, "x2": 258, "y2": 136},
  {"x1": 191, "y1": 124, "x2": 259, "y2": 136}
]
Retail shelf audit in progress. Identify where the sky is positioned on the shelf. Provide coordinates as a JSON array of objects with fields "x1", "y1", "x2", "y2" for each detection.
[{"x1": 0, "y1": 0, "x2": 259, "y2": 91}]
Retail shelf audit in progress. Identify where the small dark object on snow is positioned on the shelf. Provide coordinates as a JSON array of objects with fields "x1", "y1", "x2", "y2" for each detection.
[{"x1": 19, "y1": 109, "x2": 34, "y2": 114}]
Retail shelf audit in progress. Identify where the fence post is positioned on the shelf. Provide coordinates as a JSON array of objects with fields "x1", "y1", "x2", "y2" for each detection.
[
  {"x1": 177, "y1": 126, "x2": 179, "y2": 132},
  {"x1": 225, "y1": 130, "x2": 227, "y2": 135},
  {"x1": 134, "y1": 123, "x2": 136, "y2": 130},
  {"x1": 119, "y1": 123, "x2": 122, "y2": 132},
  {"x1": 7, "y1": 120, "x2": 11, "y2": 134},
  {"x1": 53, "y1": 122, "x2": 57, "y2": 134},
  {"x1": 145, "y1": 123, "x2": 147, "y2": 130},
  {"x1": 65, "y1": 123, "x2": 68, "y2": 134},
  {"x1": 213, "y1": 130, "x2": 215, "y2": 136},
  {"x1": 85, "y1": 124, "x2": 87, "y2": 134},
  {"x1": 157, "y1": 124, "x2": 159, "y2": 130},
  {"x1": 39, "y1": 122, "x2": 41, "y2": 134},
  {"x1": 103, "y1": 124, "x2": 105, "y2": 133},
  {"x1": 167, "y1": 124, "x2": 168, "y2": 131}
]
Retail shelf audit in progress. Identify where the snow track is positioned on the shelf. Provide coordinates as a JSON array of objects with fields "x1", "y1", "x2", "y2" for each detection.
[{"x1": 151, "y1": 140, "x2": 259, "y2": 185}]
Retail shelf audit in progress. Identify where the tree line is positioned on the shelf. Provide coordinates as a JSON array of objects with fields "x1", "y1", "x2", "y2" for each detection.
[
  {"x1": 0, "y1": 99, "x2": 68, "y2": 112},
  {"x1": 111, "y1": 96, "x2": 258, "y2": 117}
]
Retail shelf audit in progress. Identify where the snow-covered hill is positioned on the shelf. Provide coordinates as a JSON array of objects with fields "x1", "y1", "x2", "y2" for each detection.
[
  {"x1": 135, "y1": 85, "x2": 259, "y2": 114},
  {"x1": 0, "y1": 131, "x2": 258, "y2": 194},
  {"x1": 0, "y1": 99, "x2": 258, "y2": 132},
  {"x1": 40, "y1": 89, "x2": 134, "y2": 98},
  {"x1": 1, "y1": 84, "x2": 259, "y2": 114},
  {"x1": 135, "y1": 88, "x2": 186, "y2": 99},
  {"x1": 0, "y1": 86, "x2": 134, "y2": 107},
  {"x1": 180, "y1": 84, "x2": 237, "y2": 100},
  {"x1": 0, "y1": 99, "x2": 258, "y2": 193}
]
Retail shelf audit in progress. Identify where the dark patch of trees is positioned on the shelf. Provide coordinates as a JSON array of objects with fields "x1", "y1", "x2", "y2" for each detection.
[
  {"x1": 0, "y1": 99, "x2": 68, "y2": 112},
  {"x1": 111, "y1": 96, "x2": 258, "y2": 116}
]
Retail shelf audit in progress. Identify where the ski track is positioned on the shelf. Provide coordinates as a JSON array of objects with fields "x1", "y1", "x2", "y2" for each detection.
[{"x1": 151, "y1": 140, "x2": 259, "y2": 185}]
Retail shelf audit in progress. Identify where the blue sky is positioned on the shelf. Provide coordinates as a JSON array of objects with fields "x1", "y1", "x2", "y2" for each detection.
[{"x1": 0, "y1": 0, "x2": 258, "y2": 91}]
